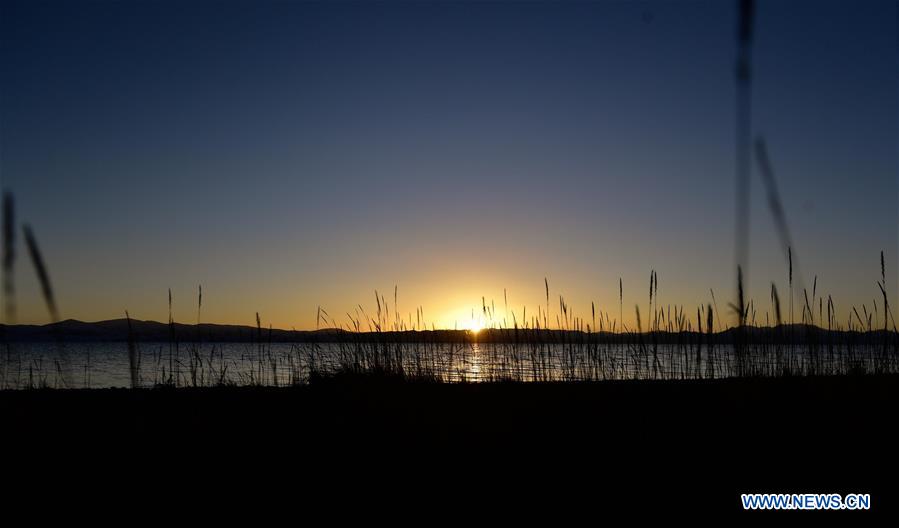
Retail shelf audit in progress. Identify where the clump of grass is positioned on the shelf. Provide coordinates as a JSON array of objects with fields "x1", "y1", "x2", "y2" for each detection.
[{"x1": 126, "y1": 310, "x2": 139, "y2": 388}]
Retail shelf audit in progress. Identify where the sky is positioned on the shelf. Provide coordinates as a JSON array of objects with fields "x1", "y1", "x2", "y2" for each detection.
[{"x1": 0, "y1": 0, "x2": 896, "y2": 330}]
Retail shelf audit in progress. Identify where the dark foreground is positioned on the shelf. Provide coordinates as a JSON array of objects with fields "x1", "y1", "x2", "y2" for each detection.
[{"x1": 2, "y1": 375, "x2": 897, "y2": 519}]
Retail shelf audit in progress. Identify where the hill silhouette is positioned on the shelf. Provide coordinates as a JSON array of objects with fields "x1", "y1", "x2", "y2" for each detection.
[{"x1": 1, "y1": 318, "x2": 894, "y2": 345}]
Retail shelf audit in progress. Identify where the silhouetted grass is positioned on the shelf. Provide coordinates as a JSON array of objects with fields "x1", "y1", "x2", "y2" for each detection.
[
  {"x1": 2, "y1": 245, "x2": 896, "y2": 390},
  {"x1": 22, "y1": 225, "x2": 57, "y2": 322}
]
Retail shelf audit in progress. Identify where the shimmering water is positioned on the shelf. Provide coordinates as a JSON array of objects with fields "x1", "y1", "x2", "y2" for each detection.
[{"x1": 0, "y1": 341, "x2": 892, "y2": 389}]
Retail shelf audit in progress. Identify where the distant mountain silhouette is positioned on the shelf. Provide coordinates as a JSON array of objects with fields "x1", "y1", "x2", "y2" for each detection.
[
  {"x1": 0, "y1": 319, "x2": 894, "y2": 345},
  {"x1": 0, "y1": 318, "x2": 347, "y2": 343}
]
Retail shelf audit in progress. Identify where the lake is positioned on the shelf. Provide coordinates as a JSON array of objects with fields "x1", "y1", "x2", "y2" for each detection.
[{"x1": 0, "y1": 340, "x2": 891, "y2": 389}]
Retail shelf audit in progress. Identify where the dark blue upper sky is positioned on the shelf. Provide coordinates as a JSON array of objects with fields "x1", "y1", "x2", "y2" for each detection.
[{"x1": 0, "y1": 0, "x2": 896, "y2": 328}]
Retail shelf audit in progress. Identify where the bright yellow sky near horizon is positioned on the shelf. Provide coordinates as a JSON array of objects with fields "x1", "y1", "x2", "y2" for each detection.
[{"x1": 7, "y1": 245, "x2": 898, "y2": 333}]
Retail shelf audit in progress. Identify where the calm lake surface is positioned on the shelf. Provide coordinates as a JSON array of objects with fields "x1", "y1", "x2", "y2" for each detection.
[{"x1": 0, "y1": 341, "x2": 890, "y2": 389}]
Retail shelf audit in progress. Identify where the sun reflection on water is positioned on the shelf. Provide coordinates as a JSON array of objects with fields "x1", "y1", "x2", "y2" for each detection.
[{"x1": 467, "y1": 343, "x2": 482, "y2": 382}]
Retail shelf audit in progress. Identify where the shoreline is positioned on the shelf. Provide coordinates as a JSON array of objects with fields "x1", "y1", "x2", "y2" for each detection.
[{"x1": 3, "y1": 373, "x2": 897, "y2": 514}]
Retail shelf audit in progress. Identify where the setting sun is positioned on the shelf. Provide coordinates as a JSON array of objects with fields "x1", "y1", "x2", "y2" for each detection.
[{"x1": 466, "y1": 320, "x2": 484, "y2": 334}]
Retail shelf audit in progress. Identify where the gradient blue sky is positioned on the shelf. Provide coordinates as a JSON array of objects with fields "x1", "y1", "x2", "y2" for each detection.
[{"x1": 1, "y1": 0, "x2": 896, "y2": 329}]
